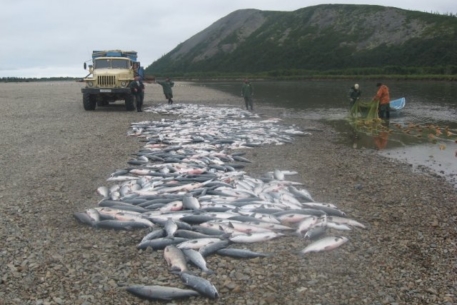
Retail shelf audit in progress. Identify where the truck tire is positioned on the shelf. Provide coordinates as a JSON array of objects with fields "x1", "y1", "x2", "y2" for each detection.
[
  {"x1": 125, "y1": 94, "x2": 135, "y2": 111},
  {"x1": 83, "y1": 93, "x2": 96, "y2": 110}
]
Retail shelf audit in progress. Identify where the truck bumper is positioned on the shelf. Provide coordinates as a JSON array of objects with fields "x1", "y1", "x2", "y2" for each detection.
[{"x1": 81, "y1": 88, "x2": 131, "y2": 94}]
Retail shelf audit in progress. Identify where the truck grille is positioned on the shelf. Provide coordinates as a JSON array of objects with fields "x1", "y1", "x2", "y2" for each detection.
[{"x1": 98, "y1": 75, "x2": 116, "y2": 86}]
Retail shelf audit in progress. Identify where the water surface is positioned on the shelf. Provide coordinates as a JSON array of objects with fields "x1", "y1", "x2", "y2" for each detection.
[{"x1": 201, "y1": 80, "x2": 457, "y2": 188}]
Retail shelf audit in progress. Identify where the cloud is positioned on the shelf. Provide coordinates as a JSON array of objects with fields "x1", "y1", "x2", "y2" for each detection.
[{"x1": 1, "y1": 0, "x2": 456, "y2": 77}]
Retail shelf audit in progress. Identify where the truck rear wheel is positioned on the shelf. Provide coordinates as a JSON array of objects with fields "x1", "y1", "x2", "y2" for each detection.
[
  {"x1": 125, "y1": 94, "x2": 135, "y2": 111},
  {"x1": 83, "y1": 93, "x2": 96, "y2": 110}
]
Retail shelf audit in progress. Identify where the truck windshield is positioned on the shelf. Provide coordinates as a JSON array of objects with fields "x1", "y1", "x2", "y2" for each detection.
[{"x1": 94, "y1": 59, "x2": 129, "y2": 69}]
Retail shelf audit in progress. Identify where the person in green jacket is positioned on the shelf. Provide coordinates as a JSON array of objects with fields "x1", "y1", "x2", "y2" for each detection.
[
  {"x1": 241, "y1": 79, "x2": 254, "y2": 110},
  {"x1": 156, "y1": 77, "x2": 175, "y2": 104},
  {"x1": 348, "y1": 83, "x2": 361, "y2": 108}
]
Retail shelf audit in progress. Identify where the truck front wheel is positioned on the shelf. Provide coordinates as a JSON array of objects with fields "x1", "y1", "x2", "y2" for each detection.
[
  {"x1": 83, "y1": 93, "x2": 96, "y2": 110},
  {"x1": 125, "y1": 94, "x2": 135, "y2": 111}
]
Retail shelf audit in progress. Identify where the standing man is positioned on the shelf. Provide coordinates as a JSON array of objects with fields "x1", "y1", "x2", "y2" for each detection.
[
  {"x1": 133, "y1": 62, "x2": 145, "y2": 81},
  {"x1": 348, "y1": 83, "x2": 361, "y2": 108},
  {"x1": 373, "y1": 82, "x2": 390, "y2": 119},
  {"x1": 156, "y1": 77, "x2": 175, "y2": 104},
  {"x1": 130, "y1": 75, "x2": 145, "y2": 112},
  {"x1": 241, "y1": 79, "x2": 254, "y2": 110}
]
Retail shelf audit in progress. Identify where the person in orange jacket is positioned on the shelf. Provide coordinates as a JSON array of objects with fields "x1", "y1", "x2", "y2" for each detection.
[{"x1": 373, "y1": 82, "x2": 390, "y2": 119}]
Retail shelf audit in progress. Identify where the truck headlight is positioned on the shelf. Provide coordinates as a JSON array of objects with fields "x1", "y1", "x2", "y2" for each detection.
[
  {"x1": 121, "y1": 81, "x2": 128, "y2": 87},
  {"x1": 87, "y1": 81, "x2": 94, "y2": 87}
]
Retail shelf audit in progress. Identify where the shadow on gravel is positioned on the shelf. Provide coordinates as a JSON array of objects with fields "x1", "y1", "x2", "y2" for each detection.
[{"x1": 88, "y1": 104, "x2": 135, "y2": 112}]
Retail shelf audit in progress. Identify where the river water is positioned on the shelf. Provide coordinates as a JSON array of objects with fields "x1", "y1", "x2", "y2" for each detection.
[{"x1": 202, "y1": 80, "x2": 457, "y2": 188}]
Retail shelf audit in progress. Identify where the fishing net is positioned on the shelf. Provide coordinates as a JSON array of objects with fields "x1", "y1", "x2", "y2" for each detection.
[
  {"x1": 347, "y1": 99, "x2": 457, "y2": 150},
  {"x1": 347, "y1": 100, "x2": 384, "y2": 135},
  {"x1": 350, "y1": 100, "x2": 379, "y2": 120},
  {"x1": 346, "y1": 100, "x2": 392, "y2": 150}
]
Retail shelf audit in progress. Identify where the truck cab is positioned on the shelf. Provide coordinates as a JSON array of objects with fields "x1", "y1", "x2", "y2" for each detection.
[{"x1": 81, "y1": 50, "x2": 143, "y2": 111}]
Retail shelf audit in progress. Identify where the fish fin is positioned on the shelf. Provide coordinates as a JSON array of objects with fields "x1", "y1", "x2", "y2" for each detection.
[
  {"x1": 204, "y1": 268, "x2": 216, "y2": 275},
  {"x1": 228, "y1": 222, "x2": 235, "y2": 228},
  {"x1": 220, "y1": 233, "x2": 232, "y2": 240}
]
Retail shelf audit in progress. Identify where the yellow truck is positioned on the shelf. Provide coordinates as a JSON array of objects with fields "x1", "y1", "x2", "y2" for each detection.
[{"x1": 81, "y1": 50, "x2": 145, "y2": 111}]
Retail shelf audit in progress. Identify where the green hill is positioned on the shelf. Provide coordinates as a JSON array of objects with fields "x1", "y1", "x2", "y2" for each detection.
[{"x1": 145, "y1": 4, "x2": 457, "y2": 78}]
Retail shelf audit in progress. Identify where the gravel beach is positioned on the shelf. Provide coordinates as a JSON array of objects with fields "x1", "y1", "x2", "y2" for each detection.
[{"x1": 0, "y1": 81, "x2": 456, "y2": 305}]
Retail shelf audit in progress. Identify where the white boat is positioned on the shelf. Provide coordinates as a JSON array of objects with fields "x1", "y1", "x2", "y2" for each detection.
[{"x1": 390, "y1": 97, "x2": 406, "y2": 112}]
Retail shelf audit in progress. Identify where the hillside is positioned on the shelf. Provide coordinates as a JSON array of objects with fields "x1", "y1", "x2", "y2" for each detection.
[{"x1": 146, "y1": 4, "x2": 457, "y2": 76}]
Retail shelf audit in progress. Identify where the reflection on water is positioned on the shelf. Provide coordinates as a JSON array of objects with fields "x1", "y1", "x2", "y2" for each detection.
[{"x1": 203, "y1": 80, "x2": 457, "y2": 187}]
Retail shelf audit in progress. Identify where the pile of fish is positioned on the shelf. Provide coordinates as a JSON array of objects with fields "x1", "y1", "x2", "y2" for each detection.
[{"x1": 73, "y1": 103, "x2": 366, "y2": 301}]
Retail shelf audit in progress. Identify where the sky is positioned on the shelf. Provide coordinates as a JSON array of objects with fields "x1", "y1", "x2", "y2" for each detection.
[{"x1": 1, "y1": 0, "x2": 456, "y2": 78}]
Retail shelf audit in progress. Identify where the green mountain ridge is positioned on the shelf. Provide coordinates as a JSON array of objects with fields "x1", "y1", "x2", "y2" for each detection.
[{"x1": 146, "y1": 4, "x2": 457, "y2": 77}]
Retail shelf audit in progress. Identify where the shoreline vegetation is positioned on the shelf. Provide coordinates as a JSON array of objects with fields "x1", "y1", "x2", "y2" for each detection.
[{"x1": 2, "y1": 73, "x2": 457, "y2": 83}]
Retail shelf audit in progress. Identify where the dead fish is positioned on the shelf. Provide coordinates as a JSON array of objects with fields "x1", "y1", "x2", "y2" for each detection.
[
  {"x1": 182, "y1": 248, "x2": 215, "y2": 274},
  {"x1": 137, "y1": 237, "x2": 188, "y2": 250},
  {"x1": 323, "y1": 222, "x2": 352, "y2": 231},
  {"x1": 164, "y1": 218, "x2": 178, "y2": 238},
  {"x1": 296, "y1": 216, "x2": 319, "y2": 235},
  {"x1": 141, "y1": 229, "x2": 165, "y2": 243},
  {"x1": 177, "y1": 238, "x2": 222, "y2": 250},
  {"x1": 288, "y1": 185, "x2": 314, "y2": 202},
  {"x1": 180, "y1": 272, "x2": 219, "y2": 299},
  {"x1": 301, "y1": 236, "x2": 348, "y2": 254},
  {"x1": 174, "y1": 229, "x2": 215, "y2": 239},
  {"x1": 216, "y1": 248, "x2": 270, "y2": 258},
  {"x1": 73, "y1": 212, "x2": 97, "y2": 227},
  {"x1": 229, "y1": 232, "x2": 284, "y2": 243},
  {"x1": 164, "y1": 245, "x2": 188, "y2": 272},
  {"x1": 96, "y1": 220, "x2": 150, "y2": 230},
  {"x1": 198, "y1": 239, "x2": 231, "y2": 257},
  {"x1": 126, "y1": 285, "x2": 199, "y2": 301},
  {"x1": 97, "y1": 186, "x2": 109, "y2": 198},
  {"x1": 303, "y1": 226, "x2": 327, "y2": 240},
  {"x1": 327, "y1": 216, "x2": 366, "y2": 229},
  {"x1": 273, "y1": 169, "x2": 284, "y2": 180},
  {"x1": 85, "y1": 208, "x2": 100, "y2": 222}
]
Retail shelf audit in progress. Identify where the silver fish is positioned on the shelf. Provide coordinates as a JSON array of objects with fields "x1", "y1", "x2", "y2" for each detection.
[
  {"x1": 140, "y1": 229, "x2": 165, "y2": 243},
  {"x1": 164, "y1": 245, "x2": 188, "y2": 272},
  {"x1": 303, "y1": 226, "x2": 327, "y2": 240},
  {"x1": 180, "y1": 272, "x2": 219, "y2": 299},
  {"x1": 199, "y1": 239, "x2": 231, "y2": 257},
  {"x1": 327, "y1": 216, "x2": 366, "y2": 229},
  {"x1": 126, "y1": 285, "x2": 199, "y2": 301},
  {"x1": 182, "y1": 248, "x2": 215, "y2": 274},
  {"x1": 97, "y1": 186, "x2": 109, "y2": 198},
  {"x1": 177, "y1": 238, "x2": 221, "y2": 250},
  {"x1": 229, "y1": 232, "x2": 284, "y2": 243},
  {"x1": 164, "y1": 218, "x2": 178, "y2": 238},
  {"x1": 301, "y1": 236, "x2": 349, "y2": 254},
  {"x1": 296, "y1": 216, "x2": 319, "y2": 235},
  {"x1": 137, "y1": 237, "x2": 188, "y2": 250},
  {"x1": 96, "y1": 220, "x2": 150, "y2": 230},
  {"x1": 85, "y1": 208, "x2": 100, "y2": 222},
  {"x1": 217, "y1": 248, "x2": 270, "y2": 258},
  {"x1": 73, "y1": 212, "x2": 97, "y2": 227}
]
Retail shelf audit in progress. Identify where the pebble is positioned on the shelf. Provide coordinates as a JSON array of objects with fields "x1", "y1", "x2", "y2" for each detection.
[{"x1": 1, "y1": 82, "x2": 456, "y2": 305}]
